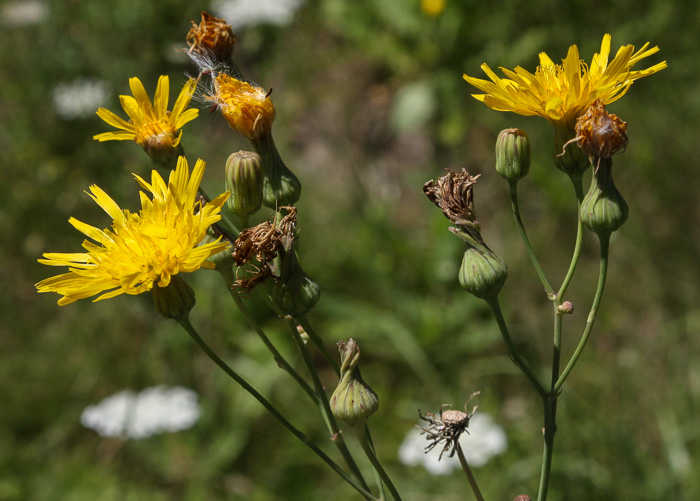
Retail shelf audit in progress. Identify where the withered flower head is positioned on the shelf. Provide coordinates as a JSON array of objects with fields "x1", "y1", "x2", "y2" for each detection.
[
  {"x1": 574, "y1": 99, "x2": 628, "y2": 159},
  {"x1": 187, "y1": 11, "x2": 236, "y2": 63},
  {"x1": 230, "y1": 207, "x2": 297, "y2": 291},
  {"x1": 423, "y1": 169, "x2": 481, "y2": 226}
]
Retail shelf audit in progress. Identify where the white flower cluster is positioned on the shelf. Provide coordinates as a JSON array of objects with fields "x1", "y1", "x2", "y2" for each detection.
[
  {"x1": 1, "y1": 1, "x2": 48, "y2": 26},
  {"x1": 211, "y1": 0, "x2": 303, "y2": 29},
  {"x1": 52, "y1": 78, "x2": 109, "y2": 120},
  {"x1": 398, "y1": 413, "x2": 507, "y2": 475},
  {"x1": 80, "y1": 385, "x2": 201, "y2": 439}
]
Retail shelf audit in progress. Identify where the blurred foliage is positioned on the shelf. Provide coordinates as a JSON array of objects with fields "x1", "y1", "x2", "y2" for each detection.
[{"x1": 1, "y1": 0, "x2": 699, "y2": 499}]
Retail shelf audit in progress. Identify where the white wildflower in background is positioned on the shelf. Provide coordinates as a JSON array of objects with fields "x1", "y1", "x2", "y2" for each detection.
[
  {"x1": 52, "y1": 79, "x2": 109, "y2": 120},
  {"x1": 80, "y1": 386, "x2": 201, "y2": 439},
  {"x1": 0, "y1": 0, "x2": 48, "y2": 26},
  {"x1": 398, "y1": 413, "x2": 507, "y2": 475},
  {"x1": 211, "y1": 0, "x2": 303, "y2": 29}
]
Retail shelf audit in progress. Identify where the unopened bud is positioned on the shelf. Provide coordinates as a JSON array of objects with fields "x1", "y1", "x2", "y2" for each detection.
[
  {"x1": 271, "y1": 248, "x2": 320, "y2": 317},
  {"x1": 225, "y1": 151, "x2": 264, "y2": 226},
  {"x1": 557, "y1": 301, "x2": 574, "y2": 315},
  {"x1": 495, "y1": 128, "x2": 530, "y2": 183},
  {"x1": 329, "y1": 339, "x2": 379, "y2": 426},
  {"x1": 580, "y1": 158, "x2": 628, "y2": 237},
  {"x1": 152, "y1": 275, "x2": 196, "y2": 321}
]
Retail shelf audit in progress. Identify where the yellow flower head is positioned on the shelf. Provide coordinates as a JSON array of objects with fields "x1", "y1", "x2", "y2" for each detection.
[
  {"x1": 463, "y1": 34, "x2": 667, "y2": 126},
  {"x1": 36, "y1": 157, "x2": 230, "y2": 306},
  {"x1": 421, "y1": 0, "x2": 446, "y2": 17},
  {"x1": 94, "y1": 76, "x2": 199, "y2": 165},
  {"x1": 210, "y1": 74, "x2": 275, "y2": 140}
]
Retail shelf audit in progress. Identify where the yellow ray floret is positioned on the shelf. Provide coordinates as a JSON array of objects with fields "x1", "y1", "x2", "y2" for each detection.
[
  {"x1": 463, "y1": 34, "x2": 667, "y2": 125},
  {"x1": 36, "y1": 157, "x2": 230, "y2": 306},
  {"x1": 94, "y1": 75, "x2": 199, "y2": 149}
]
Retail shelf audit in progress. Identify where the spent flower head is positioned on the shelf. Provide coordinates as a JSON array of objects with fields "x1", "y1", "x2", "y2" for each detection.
[
  {"x1": 208, "y1": 74, "x2": 275, "y2": 140},
  {"x1": 572, "y1": 99, "x2": 628, "y2": 159},
  {"x1": 423, "y1": 169, "x2": 480, "y2": 226},
  {"x1": 94, "y1": 76, "x2": 199, "y2": 167},
  {"x1": 36, "y1": 157, "x2": 229, "y2": 306},
  {"x1": 187, "y1": 11, "x2": 236, "y2": 63},
  {"x1": 463, "y1": 34, "x2": 666, "y2": 127}
]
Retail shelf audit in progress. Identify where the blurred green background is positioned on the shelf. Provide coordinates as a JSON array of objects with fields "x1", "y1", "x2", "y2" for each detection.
[{"x1": 2, "y1": 0, "x2": 698, "y2": 499}]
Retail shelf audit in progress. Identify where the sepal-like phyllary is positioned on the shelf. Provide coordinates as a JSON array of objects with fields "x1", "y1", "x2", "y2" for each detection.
[
  {"x1": 253, "y1": 133, "x2": 302, "y2": 208},
  {"x1": 271, "y1": 248, "x2": 320, "y2": 318},
  {"x1": 452, "y1": 227, "x2": 508, "y2": 300},
  {"x1": 225, "y1": 150, "x2": 264, "y2": 226},
  {"x1": 152, "y1": 275, "x2": 196, "y2": 321},
  {"x1": 580, "y1": 157, "x2": 628, "y2": 237},
  {"x1": 329, "y1": 339, "x2": 379, "y2": 426}
]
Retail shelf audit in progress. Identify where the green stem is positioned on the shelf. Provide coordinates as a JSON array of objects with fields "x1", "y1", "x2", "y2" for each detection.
[
  {"x1": 177, "y1": 316, "x2": 378, "y2": 500},
  {"x1": 536, "y1": 398, "x2": 555, "y2": 501},
  {"x1": 553, "y1": 234, "x2": 610, "y2": 394},
  {"x1": 364, "y1": 427, "x2": 388, "y2": 501},
  {"x1": 286, "y1": 319, "x2": 373, "y2": 497},
  {"x1": 455, "y1": 442, "x2": 486, "y2": 501},
  {"x1": 355, "y1": 426, "x2": 403, "y2": 501},
  {"x1": 557, "y1": 172, "x2": 585, "y2": 299},
  {"x1": 509, "y1": 182, "x2": 555, "y2": 299},
  {"x1": 226, "y1": 287, "x2": 318, "y2": 404},
  {"x1": 298, "y1": 315, "x2": 341, "y2": 376},
  {"x1": 485, "y1": 296, "x2": 547, "y2": 399}
]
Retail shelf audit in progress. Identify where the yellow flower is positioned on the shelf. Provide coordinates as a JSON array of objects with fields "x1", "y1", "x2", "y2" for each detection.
[
  {"x1": 421, "y1": 0, "x2": 446, "y2": 17},
  {"x1": 36, "y1": 157, "x2": 230, "y2": 306},
  {"x1": 210, "y1": 74, "x2": 275, "y2": 140},
  {"x1": 94, "y1": 76, "x2": 199, "y2": 166},
  {"x1": 463, "y1": 34, "x2": 667, "y2": 126}
]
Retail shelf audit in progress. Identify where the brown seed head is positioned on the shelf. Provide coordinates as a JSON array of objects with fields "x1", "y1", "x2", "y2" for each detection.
[
  {"x1": 513, "y1": 496, "x2": 532, "y2": 501},
  {"x1": 440, "y1": 409, "x2": 470, "y2": 426},
  {"x1": 574, "y1": 99, "x2": 628, "y2": 159},
  {"x1": 423, "y1": 169, "x2": 480, "y2": 225},
  {"x1": 187, "y1": 11, "x2": 236, "y2": 63}
]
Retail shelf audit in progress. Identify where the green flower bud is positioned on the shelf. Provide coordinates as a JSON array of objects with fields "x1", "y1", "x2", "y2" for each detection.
[
  {"x1": 225, "y1": 150, "x2": 264, "y2": 226},
  {"x1": 152, "y1": 275, "x2": 196, "y2": 321},
  {"x1": 458, "y1": 246, "x2": 508, "y2": 300},
  {"x1": 271, "y1": 248, "x2": 320, "y2": 317},
  {"x1": 329, "y1": 339, "x2": 379, "y2": 426},
  {"x1": 252, "y1": 133, "x2": 301, "y2": 208},
  {"x1": 495, "y1": 128, "x2": 530, "y2": 183},
  {"x1": 580, "y1": 157, "x2": 628, "y2": 237}
]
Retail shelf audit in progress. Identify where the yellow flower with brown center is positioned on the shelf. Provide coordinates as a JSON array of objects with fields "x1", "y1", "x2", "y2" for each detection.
[
  {"x1": 211, "y1": 74, "x2": 275, "y2": 140},
  {"x1": 36, "y1": 157, "x2": 229, "y2": 306},
  {"x1": 463, "y1": 34, "x2": 667, "y2": 127},
  {"x1": 94, "y1": 76, "x2": 199, "y2": 166}
]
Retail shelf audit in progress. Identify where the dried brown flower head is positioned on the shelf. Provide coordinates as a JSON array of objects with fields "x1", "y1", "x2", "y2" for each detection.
[
  {"x1": 423, "y1": 169, "x2": 481, "y2": 225},
  {"x1": 574, "y1": 99, "x2": 628, "y2": 159},
  {"x1": 513, "y1": 496, "x2": 532, "y2": 501},
  {"x1": 187, "y1": 11, "x2": 236, "y2": 63},
  {"x1": 417, "y1": 391, "x2": 480, "y2": 461},
  {"x1": 230, "y1": 207, "x2": 297, "y2": 291}
]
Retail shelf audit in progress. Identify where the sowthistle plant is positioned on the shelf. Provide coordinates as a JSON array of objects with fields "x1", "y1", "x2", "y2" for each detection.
[{"x1": 35, "y1": 12, "x2": 666, "y2": 500}]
